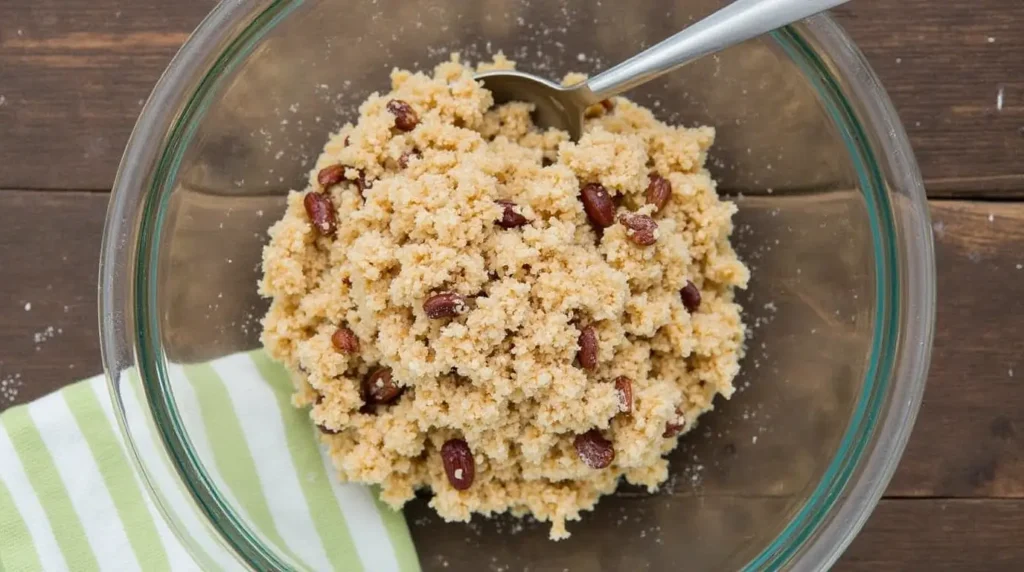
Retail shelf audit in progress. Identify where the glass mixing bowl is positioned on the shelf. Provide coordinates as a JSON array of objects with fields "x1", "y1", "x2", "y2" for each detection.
[{"x1": 99, "y1": 0, "x2": 935, "y2": 570}]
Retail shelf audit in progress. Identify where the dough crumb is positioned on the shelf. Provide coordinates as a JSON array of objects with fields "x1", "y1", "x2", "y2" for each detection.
[{"x1": 260, "y1": 55, "x2": 748, "y2": 540}]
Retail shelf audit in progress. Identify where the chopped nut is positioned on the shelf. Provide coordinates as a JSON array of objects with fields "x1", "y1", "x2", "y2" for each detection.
[
  {"x1": 331, "y1": 327, "x2": 359, "y2": 354},
  {"x1": 584, "y1": 99, "x2": 615, "y2": 118},
  {"x1": 399, "y1": 149, "x2": 421, "y2": 169},
  {"x1": 495, "y1": 200, "x2": 529, "y2": 229},
  {"x1": 363, "y1": 367, "x2": 403, "y2": 404},
  {"x1": 574, "y1": 430, "x2": 614, "y2": 469},
  {"x1": 303, "y1": 192, "x2": 337, "y2": 235},
  {"x1": 681, "y1": 281, "x2": 701, "y2": 313},
  {"x1": 663, "y1": 410, "x2": 686, "y2": 438},
  {"x1": 424, "y1": 292, "x2": 468, "y2": 319},
  {"x1": 317, "y1": 164, "x2": 345, "y2": 188},
  {"x1": 317, "y1": 423, "x2": 340, "y2": 435},
  {"x1": 577, "y1": 326, "x2": 599, "y2": 370},
  {"x1": 354, "y1": 169, "x2": 373, "y2": 196},
  {"x1": 614, "y1": 376, "x2": 633, "y2": 414},
  {"x1": 580, "y1": 183, "x2": 616, "y2": 228},
  {"x1": 619, "y1": 213, "x2": 658, "y2": 246},
  {"x1": 646, "y1": 174, "x2": 672, "y2": 211},
  {"x1": 441, "y1": 438, "x2": 475, "y2": 490},
  {"x1": 386, "y1": 99, "x2": 419, "y2": 131}
]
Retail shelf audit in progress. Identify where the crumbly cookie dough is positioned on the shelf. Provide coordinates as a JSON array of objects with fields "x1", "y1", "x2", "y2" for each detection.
[{"x1": 259, "y1": 54, "x2": 749, "y2": 540}]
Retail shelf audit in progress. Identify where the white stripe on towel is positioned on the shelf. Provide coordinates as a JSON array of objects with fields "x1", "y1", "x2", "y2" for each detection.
[
  {"x1": 212, "y1": 354, "x2": 333, "y2": 571},
  {"x1": 28, "y1": 391, "x2": 141, "y2": 572},
  {"x1": 121, "y1": 369, "x2": 243, "y2": 571},
  {"x1": 0, "y1": 423, "x2": 70, "y2": 572},
  {"x1": 318, "y1": 440, "x2": 401, "y2": 572},
  {"x1": 88, "y1": 376, "x2": 196, "y2": 570}
]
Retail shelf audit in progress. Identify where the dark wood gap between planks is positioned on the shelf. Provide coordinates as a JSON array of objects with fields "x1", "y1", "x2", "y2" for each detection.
[
  {"x1": 4, "y1": 187, "x2": 1024, "y2": 201},
  {"x1": 840, "y1": 499, "x2": 1024, "y2": 571},
  {"x1": 881, "y1": 495, "x2": 1024, "y2": 501},
  {"x1": 0, "y1": 188, "x2": 111, "y2": 197}
]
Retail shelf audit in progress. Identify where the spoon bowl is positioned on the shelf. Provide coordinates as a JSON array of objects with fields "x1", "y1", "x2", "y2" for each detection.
[{"x1": 474, "y1": 70, "x2": 600, "y2": 140}]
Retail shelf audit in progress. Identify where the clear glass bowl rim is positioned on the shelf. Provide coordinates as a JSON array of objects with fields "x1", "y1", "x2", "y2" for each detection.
[{"x1": 98, "y1": 1, "x2": 936, "y2": 570}]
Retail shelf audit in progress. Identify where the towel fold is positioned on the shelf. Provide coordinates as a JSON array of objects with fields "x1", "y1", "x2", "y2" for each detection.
[{"x1": 0, "y1": 351, "x2": 420, "y2": 572}]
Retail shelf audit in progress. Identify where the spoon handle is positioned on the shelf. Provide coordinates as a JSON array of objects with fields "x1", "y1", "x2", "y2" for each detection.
[{"x1": 585, "y1": 0, "x2": 850, "y2": 101}]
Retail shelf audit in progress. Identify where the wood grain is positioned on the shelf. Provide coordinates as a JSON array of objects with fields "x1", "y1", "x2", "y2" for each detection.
[
  {"x1": 0, "y1": 0, "x2": 212, "y2": 190},
  {"x1": 887, "y1": 201, "x2": 1024, "y2": 498},
  {"x1": 840, "y1": 500, "x2": 1024, "y2": 571},
  {"x1": 1, "y1": 0, "x2": 1022, "y2": 193},
  {"x1": 832, "y1": 2, "x2": 1024, "y2": 195},
  {"x1": 0, "y1": 191, "x2": 106, "y2": 409}
]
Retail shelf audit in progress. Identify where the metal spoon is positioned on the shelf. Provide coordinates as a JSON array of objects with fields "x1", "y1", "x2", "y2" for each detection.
[{"x1": 476, "y1": 0, "x2": 850, "y2": 140}]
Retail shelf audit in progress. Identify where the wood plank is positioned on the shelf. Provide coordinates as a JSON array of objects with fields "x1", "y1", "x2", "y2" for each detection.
[
  {"x1": 831, "y1": 2, "x2": 1024, "y2": 195},
  {"x1": 0, "y1": 191, "x2": 107, "y2": 409},
  {"x1": 838, "y1": 500, "x2": 1024, "y2": 571},
  {"x1": 1, "y1": 192, "x2": 1023, "y2": 501},
  {"x1": 0, "y1": 1, "x2": 211, "y2": 191},
  {"x1": 886, "y1": 201, "x2": 1024, "y2": 498},
  {"x1": 0, "y1": 0, "x2": 1022, "y2": 193}
]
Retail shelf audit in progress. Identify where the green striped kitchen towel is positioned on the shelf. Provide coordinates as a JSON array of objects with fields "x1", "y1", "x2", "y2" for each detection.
[{"x1": 0, "y1": 350, "x2": 420, "y2": 571}]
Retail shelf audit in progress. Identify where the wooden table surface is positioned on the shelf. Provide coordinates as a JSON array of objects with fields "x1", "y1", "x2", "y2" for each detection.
[{"x1": 1, "y1": 1, "x2": 1022, "y2": 569}]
